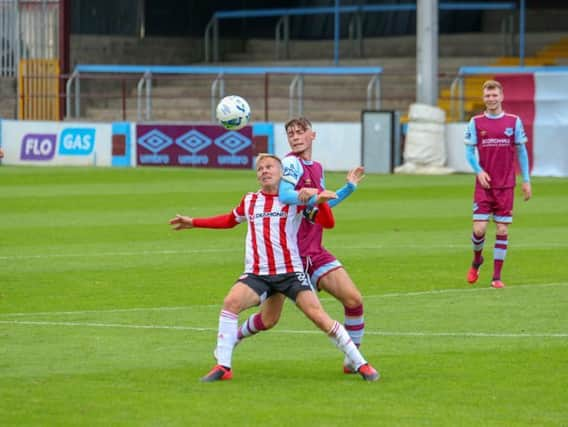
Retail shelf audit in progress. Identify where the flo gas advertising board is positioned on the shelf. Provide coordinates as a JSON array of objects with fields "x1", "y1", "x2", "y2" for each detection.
[{"x1": 0, "y1": 120, "x2": 112, "y2": 166}]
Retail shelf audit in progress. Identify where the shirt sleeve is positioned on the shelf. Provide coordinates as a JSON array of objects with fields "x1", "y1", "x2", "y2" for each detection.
[
  {"x1": 328, "y1": 182, "x2": 357, "y2": 208},
  {"x1": 314, "y1": 202, "x2": 335, "y2": 229},
  {"x1": 465, "y1": 144, "x2": 483, "y2": 174},
  {"x1": 278, "y1": 179, "x2": 302, "y2": 205},
  {"x1": 515, "y1": 117, "x2": 528, "y2": 144},
  {"x1": 464, "y1": 118, "x2": 477, "y2": 146},
  {"x1": 232, "y1": 195, "x2": 247, "y2": 223},
  {"x1": 279, "y1": 157, "x2": 320, "y2": 207},
  {"x1": 516, "y1": 144, "x2": 531, "y2": 183},
  {"x1": 281, "y1": 156, "x2": 303, "y2": 186},
  {"x1": 192, "y1": 213, "x2": 238, "y2": 229}
]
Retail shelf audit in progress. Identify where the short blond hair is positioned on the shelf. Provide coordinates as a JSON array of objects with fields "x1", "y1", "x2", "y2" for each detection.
[
  {"x1": 482, "y1": 80, "x2": 503, "y2": 92},
  {"x1": 256, "y1": 153, "x2": 282, "y2": 167}
]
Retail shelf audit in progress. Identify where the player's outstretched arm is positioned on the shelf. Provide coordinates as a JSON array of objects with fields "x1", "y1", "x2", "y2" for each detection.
[
  {"x1": 169, "y1": 215, "x2": 194, "y2": 230},
  {"x1": 313, "y1": 203, "x2": 335, "y2": 229},
  {"x1": 315, "y1": 189, "x2": 338, "y2": 204},
  {"x1": 302, "y1": 191, "x2": 337, "y2": 227},
  {"x1": 347, "y1": 166, "x2": 365, "y2": 185},
  {"x1": 279, "y1": 179, "x2": 319, "y2": 206},
  {"x1": 328, "y1": 167, "x2": 364, "y2": 208},
  {"x1": 169, "y1": 213, "x2": 238, "y2": 230}
]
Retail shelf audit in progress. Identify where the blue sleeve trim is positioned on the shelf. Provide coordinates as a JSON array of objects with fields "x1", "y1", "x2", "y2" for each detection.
[
  {"x1": 464, "y1": 119, "x2": 477, "y2": 145},
  {"x1": 328, "y1": 182, "x2": 356, "y2": 208},
  {"x1": 515, "y1": 117, "x2": 528, "y2": 143},
  {"x1": 465, "y1": 144, "x2": 483, "y2": 174},
  {"x1": 516, "y1": 144, "x2": 531, "y2": 182},
  {"x1": 278, "y1": 179, "x2": 302, "y2": 205},
  {"x1": 278, "y1": 179, "x2": 318, "y2": 207}
]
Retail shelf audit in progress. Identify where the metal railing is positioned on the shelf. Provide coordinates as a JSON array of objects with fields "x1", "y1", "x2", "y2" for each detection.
[
  {"x1": 0, "y1": 0, "x2": 60, "y2": 77},
  {"x1": 65, "y1": 64, "x2": 383, "y2": 122},
  {"x1": 204, "y1": 2, "x2": 518, "y2": 64}
]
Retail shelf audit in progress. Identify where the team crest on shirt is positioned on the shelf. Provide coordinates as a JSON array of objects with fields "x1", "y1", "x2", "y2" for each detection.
[
  {"x1": 283, "y1": 163, "x2": 300, "y2": 179},
  {"x1": 480, "y1": 130, "x2": 487, "y2": 137},
  {"x1": 504, "y1": 128, "x2": 514, "y2": 136}
]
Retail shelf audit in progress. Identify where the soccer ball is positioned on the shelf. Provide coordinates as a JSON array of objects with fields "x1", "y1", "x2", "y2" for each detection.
[{"x1": 216, "y1": 95, "x2": 251, "y2": 130}]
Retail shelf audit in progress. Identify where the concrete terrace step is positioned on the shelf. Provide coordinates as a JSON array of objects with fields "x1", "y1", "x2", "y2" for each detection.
[
  {"x1": 236, "y1": 32, "x2": 568, "y2": 58},
  {"x1": 85, "y1": 93, "x2": 409, "y2": 124},
  {"x1": 75, "y1": 31, "x2": 568, "y2": 124},
  {"x1": 0, "y1": 77, "x2": 17, "y2": 119}
]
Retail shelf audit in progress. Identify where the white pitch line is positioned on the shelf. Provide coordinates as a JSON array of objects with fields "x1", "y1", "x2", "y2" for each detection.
[
  {"x1": 1, "y1": 319, "x2": 566, "y2": 338},
  {"x1": 0, "y1": 248, "x2": 238, "y2": 260},
  {"x1": 362, "y1": 282, "x2": 568, "y2": 299},
  {"x1": 1, "y1": 242, "x2": 567, "y2": 260},
  {"x1": 1, "y1": 282, "x2": 566, "y2": 318}
]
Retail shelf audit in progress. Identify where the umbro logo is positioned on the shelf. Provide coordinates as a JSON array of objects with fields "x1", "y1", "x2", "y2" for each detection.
[
  {"x1": 215, "y1": 131, "x2": 251, "y2": 154},
  {"x1": 138, "y1": 129, "x2": 173, "y2": 153},
  {"x1": 176, "y1": 130, "x2": 212, "y2": 154}
]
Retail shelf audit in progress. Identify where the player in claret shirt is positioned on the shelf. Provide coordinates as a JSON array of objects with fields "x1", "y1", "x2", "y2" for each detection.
[
  {"x1": 236, "y1": 117, "x2": 369, "y2": 375},
  {"x1": 464, "y1": 80, "x2": 532, "y2": 289},
  {"x1": 169, "y1": 154, "x2": 379, "y2": 382}
]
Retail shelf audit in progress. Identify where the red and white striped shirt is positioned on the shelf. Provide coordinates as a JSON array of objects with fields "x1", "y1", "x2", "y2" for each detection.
[{"x1": 233, "y1": 191, "x2": 304, "y2": 275}]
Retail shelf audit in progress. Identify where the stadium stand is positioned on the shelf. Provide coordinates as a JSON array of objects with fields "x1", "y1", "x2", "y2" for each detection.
[
  {"x1": 2, "y1": 3, "x2": 568, "y2": 123},
  {"x1": 71, "y1": 31, "x2": 568, "y2": 123}
]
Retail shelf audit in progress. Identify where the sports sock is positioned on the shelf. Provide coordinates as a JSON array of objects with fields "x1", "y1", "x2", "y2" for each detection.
[
  {"x1": 237, "y1": 312, "x2": 266, "y2": 341},
  {"x1": 328, "y1": 320, "x2": 367, "y2": 370},
  {"x1": 215, "y1": 309, "x2": 239, "y2": 368},
  {"x1": 344, "y1": 304, "x2": 364, "y2": 347},
  {"x1": 472, "y1": 232, "x2": 485, "y2": 266},
  {"x1": 493, "y1": 234, "x2": 508, "y2": 280}
]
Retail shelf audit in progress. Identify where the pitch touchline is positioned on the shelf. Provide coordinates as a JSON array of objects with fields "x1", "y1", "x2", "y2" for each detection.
[
  {"x1": 1, "y1": 242, "x2": 567, "y2": 260},
  {"x1": 1, "y1": 320, "x2": 566, "y2": 338},
  {"x1": 1, "y1": 282, "x2": 566, "y2": 318},
  {"x1": 364, "y1": 282, "x2": 568, "y2": 299},
  {"x1": 0, "y1": 248, "x2": 238, "y2": 260}
]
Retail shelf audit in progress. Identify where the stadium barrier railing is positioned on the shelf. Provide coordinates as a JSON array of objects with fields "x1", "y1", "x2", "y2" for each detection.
[
  {"x1": 65, "y1": 64, "x2": 383, "y2": 122},
  {"x1": 204, "y1": 2, "x2": 518, "y2": 63}
]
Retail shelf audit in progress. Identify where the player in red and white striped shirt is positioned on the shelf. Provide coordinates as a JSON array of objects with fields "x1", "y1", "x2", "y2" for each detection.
[
  {"x1": 234, "y1": 188, "x2": 305, "y2": 276},
  {"x1": 170, "y1": 154, "x2": 379, "y2": 382}
]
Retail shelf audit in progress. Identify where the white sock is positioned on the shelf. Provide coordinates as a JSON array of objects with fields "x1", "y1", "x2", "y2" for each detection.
[
  {"x1": 328, "y1": 320, "x2": 367, "y2": 370},
  {"x1": 215, "y1": 309, "x2": 238, "y2": 368}
]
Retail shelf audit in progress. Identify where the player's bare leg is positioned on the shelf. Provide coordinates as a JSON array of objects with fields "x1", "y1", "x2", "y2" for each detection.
[
  {"x1": 236, "y1": 293, "x2": 285, "y2": 343},
  {"x1": 294, "y1": 290, "x2": 379, "y2": 381},
  {"x1": 318, "y1": 268, "x2": 365, "y2": 373}
]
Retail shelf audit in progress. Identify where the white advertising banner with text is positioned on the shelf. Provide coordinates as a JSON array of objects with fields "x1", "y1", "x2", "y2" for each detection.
[{"x1": 0, "y1": 120, "x2": 112, "y2": 166}]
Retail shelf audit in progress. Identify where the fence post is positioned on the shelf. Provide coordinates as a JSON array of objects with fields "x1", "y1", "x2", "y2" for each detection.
[
  {"x1": 211, "y1": 73, "x2": 225, "y2": 122},
  {"x1": 65, "y1": 69, "x2": 77, "y2": 119}
]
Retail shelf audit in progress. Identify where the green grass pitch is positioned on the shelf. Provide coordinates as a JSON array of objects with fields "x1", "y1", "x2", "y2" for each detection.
[{"x1": 0, "y1": 166, "x2": 567, "y2": 426}]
